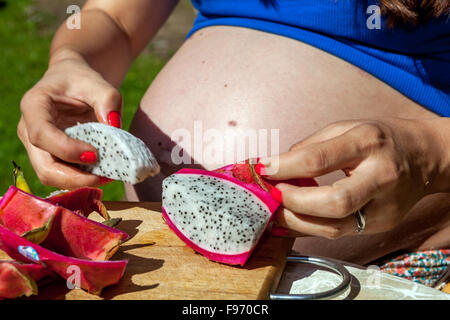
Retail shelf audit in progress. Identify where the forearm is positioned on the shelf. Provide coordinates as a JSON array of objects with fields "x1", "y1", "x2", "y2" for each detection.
[
  {"x1": 49, "y1": 10, "x2": 131, "y2": 87},
  {"x1": 49, "y1": 0, "x2": 178, "y2": 87}
]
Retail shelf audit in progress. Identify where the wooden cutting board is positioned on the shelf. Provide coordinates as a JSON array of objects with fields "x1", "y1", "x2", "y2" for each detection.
[{"x1": 0, "y1": 201, "x2": 294, "y2": 300}]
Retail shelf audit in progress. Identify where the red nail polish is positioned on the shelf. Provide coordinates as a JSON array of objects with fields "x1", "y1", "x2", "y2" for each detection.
[
  {"x1": 270, "y1": 187, "x2": 283, "y2": 203},
  {"x1": 80, "y1": 151, "x2": 97, "y2": 163},
  {"x1": 107, "y1": 111, "x2": 122, "y2": 128},
  {"x1": 99, "y1": 177, "x2": 114, "y2": 185},
  {"x1": 254, "y1": 163, "x2": 267, "y2": 176},
  {"x1": 272, "y1": 226, "x2": 289, "y2": 237}
]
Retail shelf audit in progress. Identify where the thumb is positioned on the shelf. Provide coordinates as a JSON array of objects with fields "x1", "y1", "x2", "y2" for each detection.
[
  {"x1": 67, "y1": 76, "x2": 123, "y2": 128},
  {"x1": 259, "y1": 129, "x2": 365, "y2": 180},
  {"x1": 91, "y1": 86, "x2": 123, "y2": 129}
]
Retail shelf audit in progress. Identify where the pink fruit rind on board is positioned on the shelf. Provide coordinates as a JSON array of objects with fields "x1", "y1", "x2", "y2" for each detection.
[
  {"x1": 0, "y1": 261, "x2": 53, "y2": 299},
  {"x1": 0, "y1": 186, "x2": 58, "y2": 235},
  {"x1": 0, "y1": 224, "x2": 128, "y2": 295},
  {"x1": 10, "y1": 261, "x2": 54, "y2": 282},
  {"x1": 46, "y1": 187, "x2": 109, "y2": 219},
  {"x1": 0, "y1": 186, "x2": 129, "y2": 261},
  {"x1": 0, "y1": 262, "x2": 36, "y2": 299}
]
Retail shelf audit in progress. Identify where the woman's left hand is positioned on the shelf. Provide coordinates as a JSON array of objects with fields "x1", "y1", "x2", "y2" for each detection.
[{"x1": 259, "y1": 118, "x2": 449, "y2": 239}]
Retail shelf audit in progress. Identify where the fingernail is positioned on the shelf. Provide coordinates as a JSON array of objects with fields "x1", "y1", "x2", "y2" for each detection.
[
  {"x1": 272, "y1": 226, "x2": 289, "y2": 237},
  {"x1": 80, "y1": 151, "x2": 97, "y2": 163},
  {"x1": 270, "y1": 187, "x2": 283, "y2": 203},
  {"x1": 107, "y1": 111, "x2": 122, "y2": 128},
  {"x1": 258, "y1": 157, "x2": 271, "y2": 166},
  {"x1": 258, "y1": 157, "x2": 279, "y2": 175},
  {"x1": 99, "y1": 177, "x2": 114, "y2": 185},
  {"x1": 254, "y1": 163, "x2": 267, "y2": 176}
]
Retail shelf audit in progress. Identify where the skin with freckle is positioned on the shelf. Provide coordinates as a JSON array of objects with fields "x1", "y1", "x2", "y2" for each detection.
[{"x1": 126, "y1": 26, "x2": 449, "y2": 264}]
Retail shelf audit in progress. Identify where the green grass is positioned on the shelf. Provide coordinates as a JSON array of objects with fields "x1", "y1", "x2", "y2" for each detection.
[{"x1": 0, "y1": 0, "x2": 166, "y2": 200}]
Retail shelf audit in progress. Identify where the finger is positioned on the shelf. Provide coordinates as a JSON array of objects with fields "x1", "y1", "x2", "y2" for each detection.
[
  {"x1": 276, "y1": 168, "x2": 379, "y2": 218},
  {"x1": 274, "y1": 207, "x2": 357, "y2": 239},
  {"x1": 20, "y1": 121, "x2": 109, "y2": 189},
  {"x1": 21, "y1": 95, "x2": 98, "y2": 165},
  {"x1": 41, "y1": 157, "x2": 108, "y2": 189},
  {"x1": 275, "y1": 196, "x2": 404, "y2": 238},
  {"x1": 261, "y1": 129, "x2": 366, "y2": 180},
  {"x1": 65, "y1": 74, "x2": 123, "y2": 128}
]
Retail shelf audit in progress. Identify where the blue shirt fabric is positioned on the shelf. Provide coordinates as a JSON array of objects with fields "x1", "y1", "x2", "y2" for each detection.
[{"x1": 187, "y1": 0, "x2": 450, "y2": 116}]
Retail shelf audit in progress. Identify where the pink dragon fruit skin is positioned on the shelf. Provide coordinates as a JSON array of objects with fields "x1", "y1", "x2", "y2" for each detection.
[
  {"x1": 0, "y1": 187, "x2": 58, "y2": 235},
  {"x1": 46, "y1": 187, "x2": 110, "y2": 220},
  {"x1": 0, "y1": 262, "x2": 37, "y2": 299},
  {"x1": 161, "y1": 165, "x2": 317, "y2": 266},
  {"x1": 0, "y1": 224, "x2": 128, "y2": 295},
  {"x1": 0, "y1": 186, "x2": 129, "y2": 261},
  {"x1": 0, "y1": 261, "x2": 53, "y2": 299}
]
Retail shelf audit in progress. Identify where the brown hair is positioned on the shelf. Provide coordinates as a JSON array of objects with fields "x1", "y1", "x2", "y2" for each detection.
[{"x1": 379, "y1": 0, "x2": 450, "y2": 27}]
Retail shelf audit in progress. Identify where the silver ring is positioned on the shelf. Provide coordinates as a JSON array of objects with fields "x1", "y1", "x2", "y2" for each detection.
[
  {"x1": 269, "y1": 255, "x2": 352, "y2": 300},
  {"x1": 355, "y1": 208, "x2": 366, "y2": 234}
]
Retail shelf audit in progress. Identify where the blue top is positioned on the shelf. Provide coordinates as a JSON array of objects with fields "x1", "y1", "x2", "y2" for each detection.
[{"x1": 187, "y1": 0, "x2": 450, "y2": 116}]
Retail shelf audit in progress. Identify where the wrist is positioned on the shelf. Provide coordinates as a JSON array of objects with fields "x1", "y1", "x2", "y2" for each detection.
[{"x1": 49, "y1": 47, "x2": 85, "y2": 66}]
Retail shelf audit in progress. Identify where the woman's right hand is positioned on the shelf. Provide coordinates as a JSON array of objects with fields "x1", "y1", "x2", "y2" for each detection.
[{"x1": 18, "y1": 49, "x2": 122, "y2": 189}]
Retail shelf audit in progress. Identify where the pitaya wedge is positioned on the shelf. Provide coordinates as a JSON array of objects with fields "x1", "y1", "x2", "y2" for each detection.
[
  {"x1": 161, "y1": 162, "x2": 317, "y2": 266},
  {"x1": 0, "y1": 225, "x2": 128, "y2": 295},
  {"x1": 0, "y1": 262, "x2": 37, "y2": 299},
  {"x1": 46, "y1": 187, "x2": 110, "y2": 220},
  {"x1": 0, "y1": 186, "x2": 129, "y2": 260},
  {"x1": 0, "y1": 261, "x2": 52, "y2": 299},
  {"x1": 65, "y1": 122, "x2": 160, "y2": 184}
]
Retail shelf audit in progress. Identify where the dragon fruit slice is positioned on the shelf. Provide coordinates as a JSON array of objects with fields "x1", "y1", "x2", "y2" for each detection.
[
  {"x1": 3, "y1": 261, "x2": 53, "y2": 283},
  {"x1": 0, "y1": 261, "x2": 52, "y2": 299},
  {"x1": 162, "y1": 162, "x2": 318, "y2": 266},
  {"x1": 0, "y1": 186, "x2": 129, "y2": 260},
  {"x1": 161, "y1": 166, "x2": 278, "y2": 266},
  {"x1": 48, "y1": 187, "x2": 122, "y2": 228},
  {"x1": 46, "y1": 187, "x2": 110, "y2": 220},
  {"x1": 162, "y1": 161, "x2": 317, "y2": 266},
  {"x1": 0, "y1": 225, "x2": 128, "y2": 295},
  {"x1": 0, "y1": 262, "x2": 37, "y2": 299},
  {"x1": 65, "y1": 122, "x2": 160, "y2": 184}
]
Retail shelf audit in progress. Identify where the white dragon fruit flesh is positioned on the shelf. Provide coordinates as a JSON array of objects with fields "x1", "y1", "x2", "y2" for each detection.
[
  {"x1": 161, "y1": 164, "x2": 282, "y2": 266},
  {"x1": 65, "y1": 122, "x2": 159, "y2": 184}
]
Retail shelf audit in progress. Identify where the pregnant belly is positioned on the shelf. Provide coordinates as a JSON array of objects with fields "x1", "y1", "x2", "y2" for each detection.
[
  {"x1": 128, "y1": 26, "x2": 448, "y2": 262},
  {"x1": 133, "y1": 25, "x2": 437, "y2": 184},
  {"x1": 136, "y1": 26, "x2": 435, "y2": 167}
]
